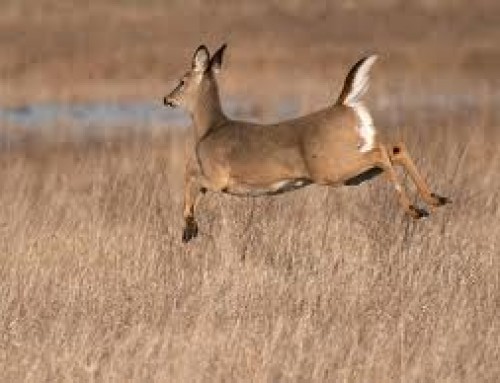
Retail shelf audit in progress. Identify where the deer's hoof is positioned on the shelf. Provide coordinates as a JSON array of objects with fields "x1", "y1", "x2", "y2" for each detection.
[
  {"x1": 182, "y1": 217, "x2": 198, "y2": 243},
  {"x1": 431, "y1": 193, "x2": 451, "y2": 206},
  {"x1": 409, "y1": 205, "x2": 429, "y2": 219}
]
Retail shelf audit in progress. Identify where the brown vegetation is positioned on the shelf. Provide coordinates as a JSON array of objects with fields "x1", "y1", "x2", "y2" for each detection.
[
  {"x1": 1, "y1": 1, "x2": 499, "y2": 381},
  {"x1": 1, "y1": 114, "x2": 499, "y2": 381},
  {"x1": 0, "y1": 0, "x2": 499, "y2": 105}
]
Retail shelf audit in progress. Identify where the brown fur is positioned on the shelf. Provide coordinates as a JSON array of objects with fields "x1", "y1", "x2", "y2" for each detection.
[{"x1": 164, "y1": 45, "x2": 449, "y2": 243}]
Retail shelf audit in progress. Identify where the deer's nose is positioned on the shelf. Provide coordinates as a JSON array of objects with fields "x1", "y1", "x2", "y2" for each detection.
[{"x1": 164, "y1": 97, "x2": 177, "y2": 107}]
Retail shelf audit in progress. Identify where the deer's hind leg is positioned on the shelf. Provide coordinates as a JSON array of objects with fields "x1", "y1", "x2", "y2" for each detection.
[
  {"x1": 366, "y1": 144, "x2": 429, "y2": 219},
  {"x1": 389, "y1": 143, "x2": 450, "y2": 208}
]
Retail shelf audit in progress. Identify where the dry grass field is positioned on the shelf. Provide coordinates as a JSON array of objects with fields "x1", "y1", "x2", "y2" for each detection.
[
  {"x1": 1, "y1": 118, "x2": 498, "y2": 382},
  {"x1": 1, "y1": 1, "x2": 500, "y2": 382}
]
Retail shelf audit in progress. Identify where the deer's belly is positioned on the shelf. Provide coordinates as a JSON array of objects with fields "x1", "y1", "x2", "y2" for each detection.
[{"x1": 222, "y1": 178, "x2": 312, "y2": 196}]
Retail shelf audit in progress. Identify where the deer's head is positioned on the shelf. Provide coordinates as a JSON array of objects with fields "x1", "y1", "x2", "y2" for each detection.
[{"x1": 163, "y1": 44, "x2": 226, "y2": 112}]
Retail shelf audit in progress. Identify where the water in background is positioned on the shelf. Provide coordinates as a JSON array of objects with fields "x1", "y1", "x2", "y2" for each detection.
[
  {"x1": 0, "y1": 98, "x2": 300, "y2": 130},
  {"x1": 1, "y1": 91, "x2": 498, "y2": 149}
]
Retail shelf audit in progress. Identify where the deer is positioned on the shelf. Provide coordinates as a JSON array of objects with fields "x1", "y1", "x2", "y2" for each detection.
[{"x1": 163, "y1": 44, "x2": 449, "y2": 243}]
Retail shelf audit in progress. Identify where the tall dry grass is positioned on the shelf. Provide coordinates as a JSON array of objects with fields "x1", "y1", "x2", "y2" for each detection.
[
  {"x1": 0, "y1": 1, "x2": 499, "y2": 381},
  {"x1": 0, "y1": 102, "x2": 499, "y2": 381}
]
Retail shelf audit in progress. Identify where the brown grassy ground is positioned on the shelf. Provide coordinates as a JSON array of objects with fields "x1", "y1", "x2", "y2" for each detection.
[
  {"x1": 1, "y1": 1, "x2": 500, "y2": 382},
  {"x1": 0, "y1": 115, "x2": 499, "y2": 381}
]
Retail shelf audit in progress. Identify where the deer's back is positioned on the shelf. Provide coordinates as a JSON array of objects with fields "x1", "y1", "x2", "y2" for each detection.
[{"x1": 196, "y1": 105, "x2": 369, "y2": 185}]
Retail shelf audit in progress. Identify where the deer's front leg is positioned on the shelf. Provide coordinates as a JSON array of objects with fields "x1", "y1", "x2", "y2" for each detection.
[{"x1": 182, "y1": 172, "x2": 206, "y2": 243}]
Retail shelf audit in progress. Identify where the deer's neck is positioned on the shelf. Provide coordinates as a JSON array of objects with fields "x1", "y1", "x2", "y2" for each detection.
[{"x1": 192, "y1": 81, "x2": 225, "y2": 139}]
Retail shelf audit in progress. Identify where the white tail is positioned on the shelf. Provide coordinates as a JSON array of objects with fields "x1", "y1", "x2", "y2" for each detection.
[
  {"x1": 337, "y1": 55, "x2": 378, "y2": 105},
  {"x1": 336, "y1": 55, "x2": 378, "y2": 152}
]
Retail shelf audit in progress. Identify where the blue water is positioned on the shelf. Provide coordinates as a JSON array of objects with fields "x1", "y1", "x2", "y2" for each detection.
[
  {"x1": 0, "y1": 101, "x2": 188, "y2": 129},
  {"x1": 0, "y1": 98, "x2": 301, "y2": 131},
  {"x1": 0, "y1": 92, "x2": 497, "y2": 144}
]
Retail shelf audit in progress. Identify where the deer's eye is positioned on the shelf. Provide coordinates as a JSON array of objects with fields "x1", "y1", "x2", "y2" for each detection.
[{"x1": 179, "y1": 80, "x2": 185, "y2": 87}]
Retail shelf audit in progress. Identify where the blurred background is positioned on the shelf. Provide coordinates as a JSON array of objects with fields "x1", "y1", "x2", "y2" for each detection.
[
  {"x1": 1, "y1": 2, "x2": 499, "y2": 382},
  {"x1": 1, "y1": 0, "x2": 499, "y2": 145}
]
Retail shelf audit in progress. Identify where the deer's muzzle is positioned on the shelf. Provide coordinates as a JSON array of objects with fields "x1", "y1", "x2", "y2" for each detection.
[{"x1": 163, "y1": 96, "x2": 175, "y2": 107}]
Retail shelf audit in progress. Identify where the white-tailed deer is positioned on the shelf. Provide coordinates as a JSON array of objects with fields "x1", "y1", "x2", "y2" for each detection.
[{"x1": 164, "y1": 44, "x2": 449, "y2": 243}]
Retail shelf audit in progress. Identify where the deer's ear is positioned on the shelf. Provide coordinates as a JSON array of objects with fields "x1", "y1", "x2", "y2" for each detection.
[
  {"x1": 192, "y1": 45, "x2": 210, "y2": 72},
  {"x1": 210, "y1": 43, "x2": 227, "y2": 73}
]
